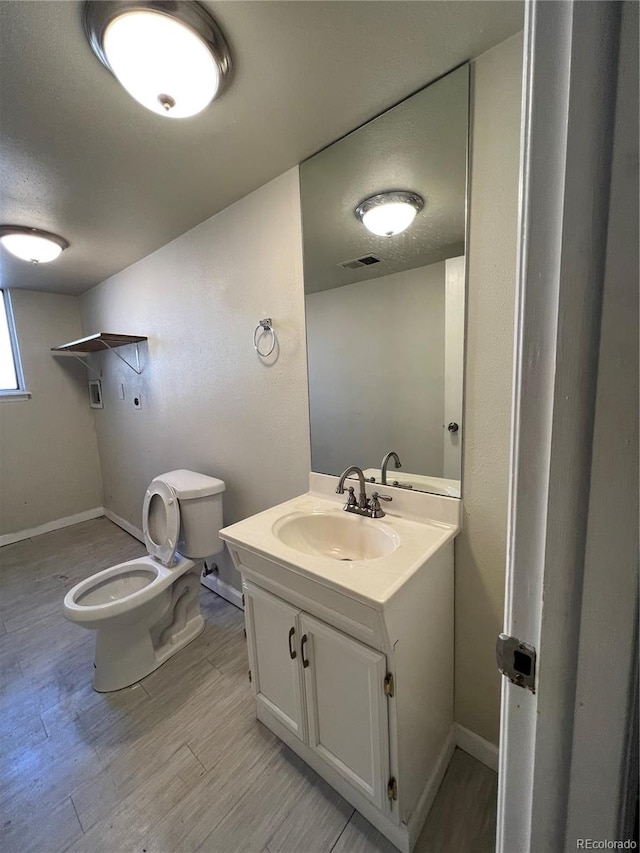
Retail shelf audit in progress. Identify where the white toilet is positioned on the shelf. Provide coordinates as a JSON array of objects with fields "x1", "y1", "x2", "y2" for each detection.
[{"x1": 64, "y1": 469, "x2": 225, "y2": 692}]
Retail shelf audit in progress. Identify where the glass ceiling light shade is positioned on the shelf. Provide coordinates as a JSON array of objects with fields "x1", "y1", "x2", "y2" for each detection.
[
  {"x1": 0, "y1": 226, "x2": 69, "y2": 264},
  {"x1": 84, "y1": 1, "x2": 232, "y2": 119},
  {"x1": 355, "y1": 191, "x2": 425, "y2": 237}
]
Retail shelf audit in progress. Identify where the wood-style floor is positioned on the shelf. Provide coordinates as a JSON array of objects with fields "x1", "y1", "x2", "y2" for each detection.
[{"x1": 0, "y1": 518, "x2": 497, "y2": 853}]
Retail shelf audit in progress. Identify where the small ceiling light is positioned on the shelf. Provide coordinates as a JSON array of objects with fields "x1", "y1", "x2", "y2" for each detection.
[
  {"x1": 355, "y1": 191, "x2": 425, "y2": 237},
  {"x1": 0, "y1": 226, "x2": 69, "y2": 265},
  {"x1": 84, "y1": 1, "x2": 232, "y2": 119}
]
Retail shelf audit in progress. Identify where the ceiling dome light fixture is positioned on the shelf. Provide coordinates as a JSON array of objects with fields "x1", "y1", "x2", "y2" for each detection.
[
  {"x1": 84, "y1": 1, "x2": 232, "y2": 119},
  {"x1": 355, "y1": 191, "x2": 425, "y2": 237},
  {"x1": 0, "y1": 226, "x2": 69, "y2": 265}
]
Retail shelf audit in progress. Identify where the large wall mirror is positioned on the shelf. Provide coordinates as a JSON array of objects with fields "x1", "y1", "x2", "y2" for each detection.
[{"x1": 300, "y1": 64, "x2": 469, "y2": 497}]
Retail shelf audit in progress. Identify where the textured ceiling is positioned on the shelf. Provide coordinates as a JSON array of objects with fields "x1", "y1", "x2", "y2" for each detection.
[{"x1": 0, "y1": 1, "x2": 523, "y2": 296}]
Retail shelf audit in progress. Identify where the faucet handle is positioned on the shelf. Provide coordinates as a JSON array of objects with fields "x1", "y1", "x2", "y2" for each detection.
[
  {"x1": 369, "y1": 492, "x2": 392, "y2": 518},
  {"x1": 343, "y1": 486, "x2": 358, "y2": 508}
]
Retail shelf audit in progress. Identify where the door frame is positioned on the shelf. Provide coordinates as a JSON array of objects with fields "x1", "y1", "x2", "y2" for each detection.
[{"x1": 497, "y1": 1, "x2": 637, "y2": 851}]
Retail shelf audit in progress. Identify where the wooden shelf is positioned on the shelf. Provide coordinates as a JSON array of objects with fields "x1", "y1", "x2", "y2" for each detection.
[
  {"x1": 51, "y1": 333, "x2": 147, "y2": 354},
  {"x1": 51, "y1": 333, "x2": 147, "y2": 375}
]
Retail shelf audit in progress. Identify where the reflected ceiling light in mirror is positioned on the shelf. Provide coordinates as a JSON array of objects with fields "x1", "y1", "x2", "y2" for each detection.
[
  {"x1": 355, "y1": 191, "x2": 425, "y2": 237},
  {"x1": 0, "y1": 226, "x2": 69, "y2": 264},
  {"x1": 84, "y1": 1, "x2": 232, "y2": 119}
]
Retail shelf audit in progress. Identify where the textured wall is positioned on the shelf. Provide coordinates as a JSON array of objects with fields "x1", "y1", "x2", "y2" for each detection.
[
  {"x1": 80, "y1": 169, "x2": 311, "y2": 590},
  {"x1": 305, "y1": 262, "x2": 445, "y2": 478},
  {"x1": 455, "y1": 33, "x2": 523, "y2": 745},
  {"x1": 0, "y1": 290, "x2": 103, "y2": 536}
]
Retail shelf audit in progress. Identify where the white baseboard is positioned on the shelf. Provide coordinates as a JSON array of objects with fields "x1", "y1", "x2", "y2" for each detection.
[
  {"x1": 200, "y1": 573, "x2": 244, "y2": 609},
  {"x1": 0, "y1": 507, "x2": 105, "y2": 548},
  {"x1": 103, "y1": 508, "x2": 144, "y2": 543},
  {"x1": 455, "y1": 723, "x2": 499, "y2": 772}
]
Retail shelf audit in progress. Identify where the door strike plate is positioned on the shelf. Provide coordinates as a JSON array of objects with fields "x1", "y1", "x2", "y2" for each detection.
[{"x1": 496, "y1": 633, "x2": 536, "y2": 693}]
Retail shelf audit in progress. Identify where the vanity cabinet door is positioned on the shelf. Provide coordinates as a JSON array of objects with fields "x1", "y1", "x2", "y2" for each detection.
[
  {"x1": 299, "y1": 613, "x2": 390, "y2": 811},
  {"x1": 243, "y1": 582, "x2": 306, "y2": 740}
]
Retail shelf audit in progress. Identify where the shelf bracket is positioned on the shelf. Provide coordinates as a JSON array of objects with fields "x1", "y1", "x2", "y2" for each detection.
[
  {"x1": 98, "y1": 340, "x2": 143, "y2": 375},
  {"x1": 61, "y1": 353, "x2": 101, "y2": 377}
]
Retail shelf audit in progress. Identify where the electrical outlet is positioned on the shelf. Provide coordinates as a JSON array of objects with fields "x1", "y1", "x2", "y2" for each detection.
[{"x1": 133, "y1": 394, "x2": 142, "y2": 410}]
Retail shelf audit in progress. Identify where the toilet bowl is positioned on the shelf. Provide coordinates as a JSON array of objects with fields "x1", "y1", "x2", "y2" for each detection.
[{"x1": 64, "y1": 470, "x2": 225, "y2": 692}]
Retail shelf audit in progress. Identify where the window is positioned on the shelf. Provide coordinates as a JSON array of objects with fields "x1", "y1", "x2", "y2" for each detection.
[{"x1": 0, "y1": 290, "x2": 29, "y2": 400}]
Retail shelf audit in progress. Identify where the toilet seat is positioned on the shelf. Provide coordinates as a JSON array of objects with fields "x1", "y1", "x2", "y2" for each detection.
[
  {"x1": 64, "y1": 558, "x2": 164, "y2": 622},
  {"x1": 142, "y1": 480, "x2": 180, "y2": 566}
]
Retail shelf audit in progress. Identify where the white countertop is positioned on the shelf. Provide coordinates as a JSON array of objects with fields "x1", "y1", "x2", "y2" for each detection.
[{"x1": 220, "y1": 478, "x2": 460, "y2": 608}]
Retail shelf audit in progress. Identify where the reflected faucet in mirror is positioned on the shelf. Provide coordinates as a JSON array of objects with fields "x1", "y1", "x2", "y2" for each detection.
[
  {"x1": 336, "y1": 466, "x2": 393, "y2": 518},
  {"x1": 381, "y1": 451, "x2": 402, "y2": 486}
]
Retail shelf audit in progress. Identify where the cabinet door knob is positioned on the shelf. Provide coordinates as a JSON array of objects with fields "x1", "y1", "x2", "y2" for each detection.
[
  {"x1": 301, "y1": 634, "x2": 310, "y2": 668},
  {"x1": 288, "y1": 626, "x2": 297, "y2": 660}
]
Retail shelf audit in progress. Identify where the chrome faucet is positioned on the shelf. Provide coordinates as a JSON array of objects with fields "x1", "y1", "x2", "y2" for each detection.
[
  {"x1": 336, "y1": 466, "x2": 368, "y2": 510},
  {"x1": 381, "y1": 451, "x2": 402, "y2": 486},
  {"x1": 336, "y1": 466, "x2": 392, "y2": 518}
]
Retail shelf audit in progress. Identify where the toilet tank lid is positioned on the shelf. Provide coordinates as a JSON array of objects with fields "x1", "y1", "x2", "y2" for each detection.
[{"x1": 153, "y1": 469, "x2": 226, "y2": 499}]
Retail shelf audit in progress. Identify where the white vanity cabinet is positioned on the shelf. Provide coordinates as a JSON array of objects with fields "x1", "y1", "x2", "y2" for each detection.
[
  {"x1": 232, "y1": 539, "x2": 455, "y2": 853},
  {"x1": 244, "y1": 582, "x2": 390, "y2": 811},
  {"x1": 220, "y1": 481, "x2": 460, "y2": 853}
]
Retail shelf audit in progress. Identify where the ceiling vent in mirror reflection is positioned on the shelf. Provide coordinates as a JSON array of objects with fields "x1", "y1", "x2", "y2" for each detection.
[{"x1": 338, "y1": 255, "x2": 382, "y2": 271}]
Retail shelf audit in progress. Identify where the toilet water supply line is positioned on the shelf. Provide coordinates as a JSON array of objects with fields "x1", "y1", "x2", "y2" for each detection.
[{"x1": 253, "y1": 318, "x2": 277, "y2": 358}]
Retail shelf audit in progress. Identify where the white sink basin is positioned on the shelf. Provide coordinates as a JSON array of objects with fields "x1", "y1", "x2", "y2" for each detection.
[
  {"x1": 273, "y1": 511, "x2": 399, "y2": 562},
  {"x1": 221, "y1": 482, "x2": 461, "y2": 605}
]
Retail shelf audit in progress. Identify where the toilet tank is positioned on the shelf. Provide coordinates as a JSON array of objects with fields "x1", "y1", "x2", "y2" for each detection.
[{"x1": 155, "y1": 469, "x2": 225, "y2": 558}]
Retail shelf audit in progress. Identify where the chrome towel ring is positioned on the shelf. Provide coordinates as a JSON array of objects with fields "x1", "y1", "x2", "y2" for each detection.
[{"x1": 253, "y1": 318, "x2": 276, "y2": 357}]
